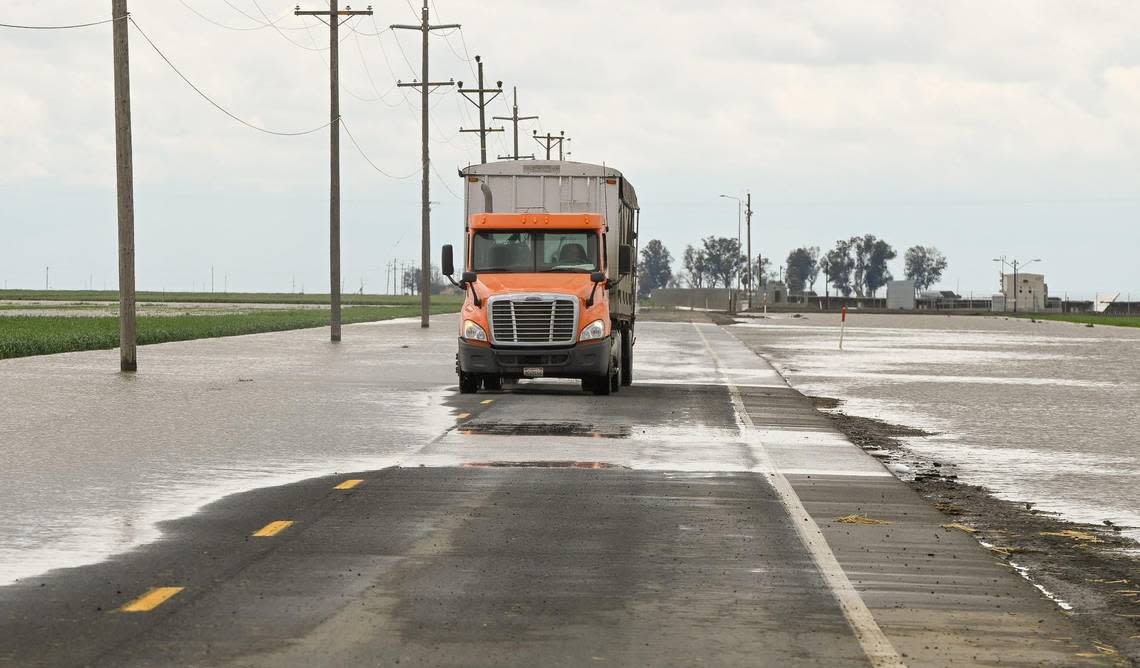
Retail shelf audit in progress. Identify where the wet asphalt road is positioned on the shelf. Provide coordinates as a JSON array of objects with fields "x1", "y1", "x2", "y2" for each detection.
[{"x1": 0, "y1": 317, "x2": 1113, "y2": 666}]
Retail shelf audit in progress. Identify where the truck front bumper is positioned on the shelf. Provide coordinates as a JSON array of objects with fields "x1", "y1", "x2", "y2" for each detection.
[{"x1": 458, "y1": 337, "x2": 611, "y2": 379}]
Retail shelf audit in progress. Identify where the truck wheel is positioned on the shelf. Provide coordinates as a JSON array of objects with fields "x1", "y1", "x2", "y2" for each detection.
[
  {"x1": 583, "y1": 370, "x2": 612, "y2": 395},
  {"x1": 458, "y1": 372, "x2": 480, "y2": 394},
  {"x1": 483, "y1": 375, "x2": 503, "y2": 391},
  {"x1": 609, "y1": 341, "x2": 622, "y2": 393},
  {"x1": 620, "y1": 325, "x2": 633, "y2": 386}
]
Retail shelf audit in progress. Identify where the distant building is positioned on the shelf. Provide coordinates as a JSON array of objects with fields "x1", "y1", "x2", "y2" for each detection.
[
  {"x1": 886, "y1": 280, "x2": 916, "y2": 310},
  {"x1": 998, "y1": 272, "x2": 1048, "y2": 312}
]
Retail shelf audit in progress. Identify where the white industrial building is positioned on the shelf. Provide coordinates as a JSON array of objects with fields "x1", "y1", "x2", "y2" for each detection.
[
  {"x1": 993, "y1": 273, "x2": 1048, "y2": 312},
  {"x1": 886, "y1": 280, "x2": 916, "y2": 310}
]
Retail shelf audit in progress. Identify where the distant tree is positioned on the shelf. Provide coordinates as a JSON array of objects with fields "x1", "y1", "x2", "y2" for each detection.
[
  {"x1": 402, "y1": 267, "x2": 419, "y2": 295},
  {"x1": 823, "y1": 240, "x2": 856, "y2": 297},
  {"x1": 638, "y1": 240, "x2": 673, "y2": 298},
  {"x1": 785, "y1": 247, "x2": 820, "y2": 294},
  {"x1": 682, "y1": 245, "x2": 708, "y2": 288},
  {"x1": 904, "y1": 246, "x2": 948, "y2": 292},
  {"x1": 750, "y1": 255, "x2": 772, "y2": 287},
  {"x1": 864, "y1": 237, "x2": 896, "y2": 297},
  {"x1": 849, "y1": 234, "x2": 896, "y2": 297},
  {"x1": 701, "y1": 236, "x2": 745, "y2": 289}
]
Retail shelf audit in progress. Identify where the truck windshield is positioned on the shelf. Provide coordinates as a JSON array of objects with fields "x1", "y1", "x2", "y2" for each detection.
[{"x1": 472, "y1": 231, "x2": 599, "y2": 273}]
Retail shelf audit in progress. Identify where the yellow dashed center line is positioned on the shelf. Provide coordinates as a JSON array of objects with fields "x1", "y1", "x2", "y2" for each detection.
[
  {"x1": 456, "y1": 412, "x2": 471, "y2": 419},
  {"x1": 252, "y1": 520, "x2": 294, "y2": 537},
  {"x1": 119, "y1": 586, "x2": 184, "y2": 612},
  {"x1": 334, "y1": 479, "x2": 363, "y2": 490},
  {"x1": 480, "y1": 399, "x2": 494, "y2": 405}
]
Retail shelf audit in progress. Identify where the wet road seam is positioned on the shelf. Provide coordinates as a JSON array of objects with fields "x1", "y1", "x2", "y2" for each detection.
[
  {"x1": 118, "y1": 586, "x2": 184, "y2": 613},
  {"x1": 252, "y1": 520, "x2": 295, "y2": 537},
  {"x1": 693, "y1": 322, "x2": 906, "y2": 668}
]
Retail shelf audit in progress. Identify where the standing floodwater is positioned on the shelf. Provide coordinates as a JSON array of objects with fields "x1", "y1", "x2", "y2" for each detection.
[{"x1": 731, "y1": 314, "x2": 1140, "y2": 539}]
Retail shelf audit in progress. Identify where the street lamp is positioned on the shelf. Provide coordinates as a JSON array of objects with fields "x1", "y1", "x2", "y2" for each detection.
[
  {"x1": 993, "y1": 257, "x2": 1042, "y2": 313},
  {"x1": 719, "y1": 194, "x2": 742, "y2": 293}
]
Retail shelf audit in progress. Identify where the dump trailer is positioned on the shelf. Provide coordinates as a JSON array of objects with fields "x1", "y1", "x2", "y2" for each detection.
[{"x1": 441, "y1": 160, "x2": 639, "y2": 395}]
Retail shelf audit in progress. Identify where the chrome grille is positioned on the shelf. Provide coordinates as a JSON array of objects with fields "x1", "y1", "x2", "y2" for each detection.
[{"x1": 489, "y1": 295, "x2": 578, "y2": 346}]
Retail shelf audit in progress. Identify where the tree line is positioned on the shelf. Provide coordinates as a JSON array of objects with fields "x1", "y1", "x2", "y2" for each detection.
[{"x1": 638, "y1": 236, "x2": 948, "y2": 298}]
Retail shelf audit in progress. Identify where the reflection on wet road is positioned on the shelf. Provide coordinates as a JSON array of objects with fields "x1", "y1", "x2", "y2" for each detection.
[{"x1": 730, "y1": 313, "x2": 1140, "y2": 537}]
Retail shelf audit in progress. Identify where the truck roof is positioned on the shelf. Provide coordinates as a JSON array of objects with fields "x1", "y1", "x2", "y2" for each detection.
[
  {"x1": 469, "y1": 213, "x2": 604, "y2": 230},
  {"x1": 459, "y1": 160, "x2": 637, "y2": 210}
]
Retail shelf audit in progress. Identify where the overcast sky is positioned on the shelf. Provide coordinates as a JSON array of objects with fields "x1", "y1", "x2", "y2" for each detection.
[{"x1": 3, "y1": 1, "x2": 1140, "y2": 298}]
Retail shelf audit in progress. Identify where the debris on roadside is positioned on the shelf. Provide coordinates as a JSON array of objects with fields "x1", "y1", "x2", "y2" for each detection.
[
  {"x1": 834, "y1": 514, "x2": 892, "y2": 525},
  {"x1": 941, "y1": 522, "x2": 977, "y2": 533},
  {"x1": 1040, "y1": 530, "x2": 1105, "y2": 543}
]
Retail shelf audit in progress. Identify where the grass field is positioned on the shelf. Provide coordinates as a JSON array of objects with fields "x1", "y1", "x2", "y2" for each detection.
[
  {"x1": 0, "y1": 289, "x2": 462, "y2": 307},
  {"x1": 1014, "y1": 313, "x2": 1140, "y2": 328},
  {"x1": 0, "y1": 304, "x2": 458, "y2": 360}
]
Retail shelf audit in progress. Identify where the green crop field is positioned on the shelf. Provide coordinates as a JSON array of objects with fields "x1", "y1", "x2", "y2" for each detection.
[
  {"x1": 0, "y1": 289, "x2": 462, "y2": 307},
  {"x1": 1014, "y1": 313, "x2": 1140, "y2": 328},
  {"x1": 0, "y1": 304, "x2": 459, "y2": 360}
]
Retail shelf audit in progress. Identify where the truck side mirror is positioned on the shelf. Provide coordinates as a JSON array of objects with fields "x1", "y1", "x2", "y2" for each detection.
[
  {"x1": 586, "y1": 271, "x2": 606, "y2": 307},
  {"x1": 618, "y1": 245, "x2": 633, "y2": 275},
  {"x1": 462, "y1": 271, "x2": 477, "y2": 284},
  {"x1": 441, "y1": 244, "x2": 455, "y2": 276}
]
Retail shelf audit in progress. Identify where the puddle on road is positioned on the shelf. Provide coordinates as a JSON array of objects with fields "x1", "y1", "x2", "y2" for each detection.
[
  {"x1": 462, "y1": 461, "x2": 628, "y2": 469},
  {"x1": 457, "y1": 421, "x2": 632, "y2": 439}
]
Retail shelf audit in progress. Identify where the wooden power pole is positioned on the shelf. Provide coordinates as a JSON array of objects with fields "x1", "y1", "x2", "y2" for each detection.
[
  {"x1": 457, "y1": 55, "x2": 503, "y2": 165},
  {"x1": 533, "y1": 130, "x2": 567, "y2": 160},
  {"x1": 112, "y1": 0, "x2": 137, "y2": 372},
  {"x1": 745, "y1": 191, "x2": 753, "y2": 308},
  {"x1": 494, "y1": 87, "x2": 537, "y2": 160},
  {"x1": 296, "y1": 1, "x2": 372, "y2": 342},
  {"x1": 394, "y1": 1, "x2": 458, "y2": 328}
]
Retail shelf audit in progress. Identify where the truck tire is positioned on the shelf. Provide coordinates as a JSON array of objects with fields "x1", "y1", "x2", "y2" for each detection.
[
  {"x1": 458, "y1": 372, "x2": 480, "y2": 394},
  {"x1": 483, "y1": 375, "x2": 503, "y2": 391},
  {"x1": 609, "y1": 340, "x2": 622, "y2": 393},
  {"x1": 620, "y1": 324, "x2": 633, "y2": 386}
]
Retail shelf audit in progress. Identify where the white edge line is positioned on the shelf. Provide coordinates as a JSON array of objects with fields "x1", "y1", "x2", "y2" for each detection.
[{"x1": 693, "y1": 322, "x2": 907, "y2": 668}]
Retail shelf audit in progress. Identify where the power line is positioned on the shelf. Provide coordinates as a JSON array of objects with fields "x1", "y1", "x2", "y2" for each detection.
[
  {"x1": 176, "y1": 0, "x2": 296, "y2": 31},
  {"x1": 340, "y1": 117, "x2": 418, "y2": 179},
  {"x1": 129, "y1": 17, "x2": 330, "y2": 136},
  {"x1": 250, "y1": 0, "x2": 341, "y2": 51},
  {"x1": 1, "y1": 16, "x2": 121, "y2": 29}
]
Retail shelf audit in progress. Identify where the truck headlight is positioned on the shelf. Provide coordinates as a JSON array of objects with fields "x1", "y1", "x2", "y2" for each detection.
[
  {"x1": 580, "y1": 319, "x2": 606, "y2": 341},
  {"x1": 463, "y1": 320, "x2": 487, "y2": 341}
]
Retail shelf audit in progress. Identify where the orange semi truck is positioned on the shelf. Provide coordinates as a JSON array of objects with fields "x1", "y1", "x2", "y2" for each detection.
[{"x1": 441, "y1": 161, "x2": 639, "y2": 395}]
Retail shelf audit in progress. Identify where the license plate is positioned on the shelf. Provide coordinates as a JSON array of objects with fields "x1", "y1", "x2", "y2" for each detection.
[{"x1": 522, "y1": 367, "x2": 544, "y2": 378}]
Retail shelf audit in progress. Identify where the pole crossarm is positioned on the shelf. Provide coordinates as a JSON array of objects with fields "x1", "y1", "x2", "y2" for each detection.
[
  {"x1": 493, "y1": 87, "x2": 539, "y2": 160},
  {"x1": 456, "y1": 55, "x2": 505, "y2": 163},
  {"x1": 533, "y1": 130, "x2": 567, "y2": 160}
]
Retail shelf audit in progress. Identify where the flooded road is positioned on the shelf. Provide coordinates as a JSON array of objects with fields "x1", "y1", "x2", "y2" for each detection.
[
  {"x1": 1, "y1": 315, "x2": 1107, "y2": 665},
  {"x1": 730, "y1": 313, "x2": 1140, "y2": 539}
]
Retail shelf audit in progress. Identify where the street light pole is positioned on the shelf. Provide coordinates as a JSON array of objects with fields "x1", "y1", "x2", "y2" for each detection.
[{"x1": 719, "y1": 194, "x2": 743, "y2": 293}]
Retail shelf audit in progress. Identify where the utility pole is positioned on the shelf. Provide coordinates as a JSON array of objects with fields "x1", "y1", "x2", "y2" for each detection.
[
  {"x1": 45, "y1": 266, "x2": 49, "y2": 290},
  {"x1": 457, "y1": 55, "x2": 503, "y2": 164},
  {"x1": 112, "y1": 0, "x2": 137, "y2": 372},
  {"x1": 533, "y1": 130, "x2": 567, "y2": 160},
  {"x1": 297, "y1": 2, "x2": 372, "y2": 342},
  {"x1": 210, "y1": 265, "x2": 214, "y2": 293},
  {"x1": 393, "y1": 2, "x2": 457, "y2": 328},
  {"x1": 494, "y1": 87, "x2": 537, "y2": 160},
  {"x1": 745, "y1": 191, "x2": 753, "y2": 308}
]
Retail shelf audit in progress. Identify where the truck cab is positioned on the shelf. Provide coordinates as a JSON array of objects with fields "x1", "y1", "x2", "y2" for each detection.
[{"x1": 441, "y1": 161, "x2": 638, "y2": 395}]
